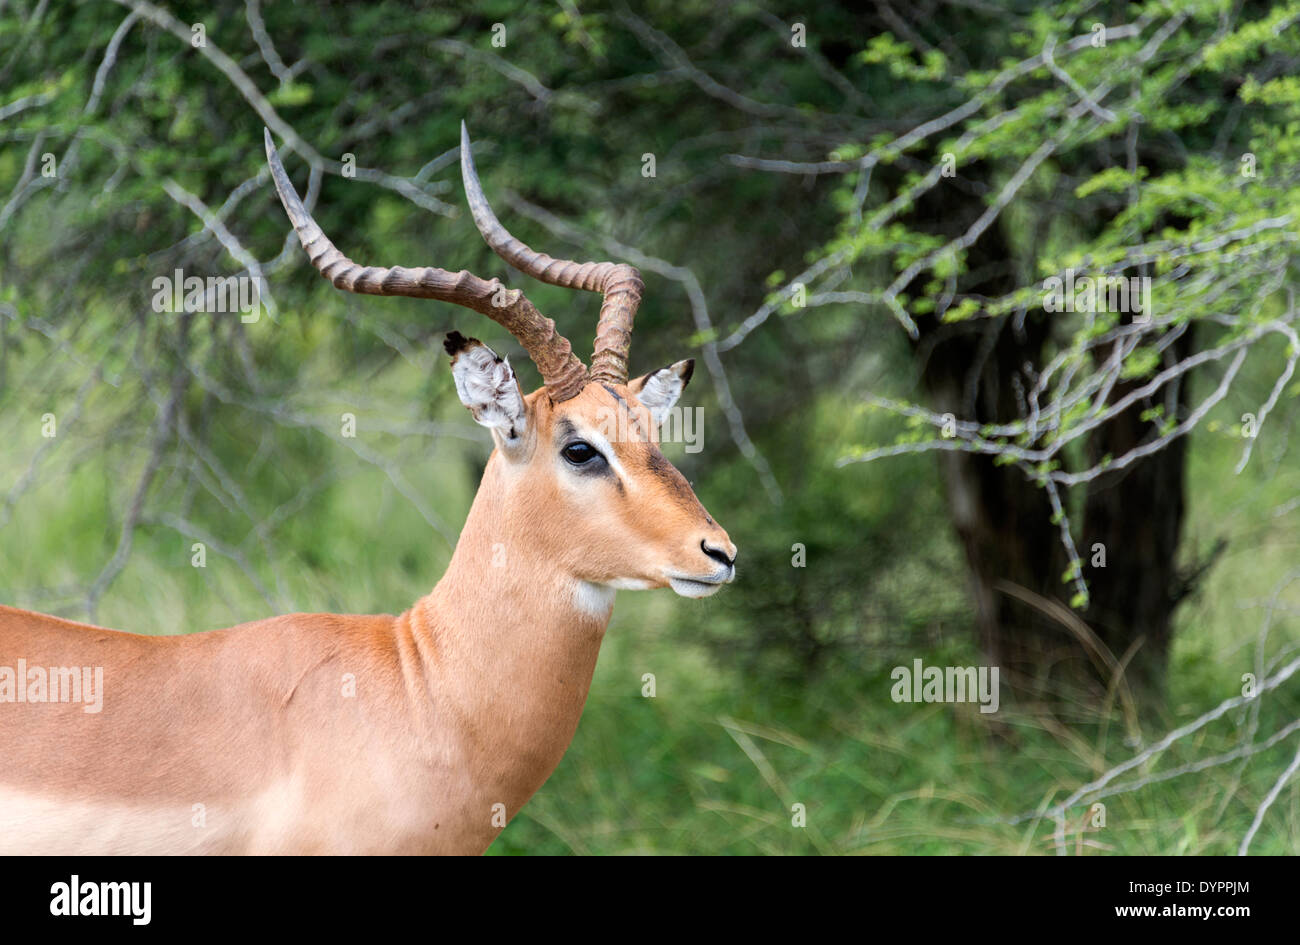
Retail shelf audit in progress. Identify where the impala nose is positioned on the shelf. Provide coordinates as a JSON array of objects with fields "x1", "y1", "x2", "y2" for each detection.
[{"x1": 701, "y1": 540, "x2": 736, "y2": 569}]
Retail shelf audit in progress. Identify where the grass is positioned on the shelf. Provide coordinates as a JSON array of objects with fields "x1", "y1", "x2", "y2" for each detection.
[
  {"x1": 494, "y1": 360, "x2": 1300, "y2": 855},
  {"x1": 1, "y1": 331, "x2": 1297, "y2": 855}
]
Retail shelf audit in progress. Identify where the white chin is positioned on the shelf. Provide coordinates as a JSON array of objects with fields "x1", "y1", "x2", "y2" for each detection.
[{"x1": 669, "y1": 578, "x2": 723, "y2": 599}]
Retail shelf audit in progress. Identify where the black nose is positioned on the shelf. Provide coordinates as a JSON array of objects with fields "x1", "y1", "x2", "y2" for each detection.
[{"x1": 701, "y1": 540, "x2": 735, "y2": 568}]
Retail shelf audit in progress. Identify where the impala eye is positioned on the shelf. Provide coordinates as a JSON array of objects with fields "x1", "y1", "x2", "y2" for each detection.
[{"x1": 561, "y1": 441, "x2": 600, "y2": 466}]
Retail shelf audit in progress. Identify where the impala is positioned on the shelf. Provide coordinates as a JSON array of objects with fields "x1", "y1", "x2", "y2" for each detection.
[{"x1": 0, "y1": 124, "x2": 737, "y2": 855}]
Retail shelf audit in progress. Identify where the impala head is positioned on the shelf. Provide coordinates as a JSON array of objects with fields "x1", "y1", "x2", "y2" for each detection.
[{"x1": 265, "y1": 124, "x2": 736, "y2": 598}]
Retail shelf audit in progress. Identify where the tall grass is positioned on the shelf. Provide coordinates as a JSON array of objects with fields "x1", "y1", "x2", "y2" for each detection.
[{"x1": 1, "y1": 324, "x2": 1296, "y2": 855}]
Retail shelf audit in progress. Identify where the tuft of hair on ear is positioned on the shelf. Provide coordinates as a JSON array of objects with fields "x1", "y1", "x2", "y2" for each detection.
[
  {"x1": 443, "y1": 330, "x2": 481, "y2": 359},
  {"x1": 651, "y1": 358, "x2": 694, "y2": 389},
  {"x1": 677, "y1": 358, "x2": 695, "y2": 388}
]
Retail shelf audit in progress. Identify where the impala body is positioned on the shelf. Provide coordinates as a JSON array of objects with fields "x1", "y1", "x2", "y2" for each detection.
[{"x1": 0, "y1": 126, "x2": 735, "y2": 855}]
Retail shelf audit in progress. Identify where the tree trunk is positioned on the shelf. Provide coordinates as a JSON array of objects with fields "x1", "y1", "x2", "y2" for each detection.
[
  {"x1": 1080, "y1": 324, "x2": 1196, "y2": 696},
  {"x1": 909, "y1": 202, "x2": 1194, "y2": 703},
  {"x1": 918, "y1": 314, "x2": 1086, "y2": 694}
]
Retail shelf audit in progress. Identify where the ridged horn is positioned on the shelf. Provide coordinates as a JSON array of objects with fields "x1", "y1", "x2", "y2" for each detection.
[
  {"x1": 460, "y1": 122, "x2": 643, "y2": 385},
  {"x1": 265, "y1": 128, "x2": 588, "y2": 402}
]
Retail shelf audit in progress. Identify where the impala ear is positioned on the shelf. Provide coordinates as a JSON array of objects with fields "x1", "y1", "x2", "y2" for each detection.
[
  {"x1": 444, "y1": 331, "x2": 528, "y2": 441},
  {"x1": 629, "y1": 359, "x2": 694, "y2": 425}
]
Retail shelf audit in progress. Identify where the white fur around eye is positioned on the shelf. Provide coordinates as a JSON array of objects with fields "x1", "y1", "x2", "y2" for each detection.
[{"x1": 451, "y1": 342, "x2": 526, "y2": 439}]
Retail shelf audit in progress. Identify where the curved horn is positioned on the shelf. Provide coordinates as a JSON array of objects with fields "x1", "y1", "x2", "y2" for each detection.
[
  {"x1": 264, "y1": 129, "x2": 588, "y2": 402},
  {"x1": 460, "y1": 122, "x2": 643, "y2": 386}
]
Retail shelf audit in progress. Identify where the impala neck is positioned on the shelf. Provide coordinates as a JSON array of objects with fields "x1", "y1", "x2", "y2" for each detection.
[{"x1": 401, "y1": 451, "x2": 610, "y2": 817}]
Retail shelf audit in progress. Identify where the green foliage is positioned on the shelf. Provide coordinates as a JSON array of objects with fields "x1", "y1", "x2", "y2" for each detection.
[
  {"x1": 823, "y1": 0, "x2": 1300, "y2": 555},
  {"x1": 2, "y1": 0, "x2": 1298, "y2": 855}
]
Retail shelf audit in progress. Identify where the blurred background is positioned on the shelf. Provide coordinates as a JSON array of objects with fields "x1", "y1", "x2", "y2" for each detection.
[{"x1": 2, "y1": 0, "x2": 1299, "y2": 854}]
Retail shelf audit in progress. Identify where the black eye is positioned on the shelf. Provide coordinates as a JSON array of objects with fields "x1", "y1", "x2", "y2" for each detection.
[{"x1": 561, "y1": 441, "x2": 600, "y2": 466}]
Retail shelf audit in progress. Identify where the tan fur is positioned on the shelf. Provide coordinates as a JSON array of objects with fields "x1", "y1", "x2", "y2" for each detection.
[{"x1": 0, "y1": 382, "x2": 734, "y2": 854}]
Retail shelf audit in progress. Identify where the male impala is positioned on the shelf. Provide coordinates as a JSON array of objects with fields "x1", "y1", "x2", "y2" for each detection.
[{"x1": 0, "y1": 125, "x2": 736, "y2": 855}]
